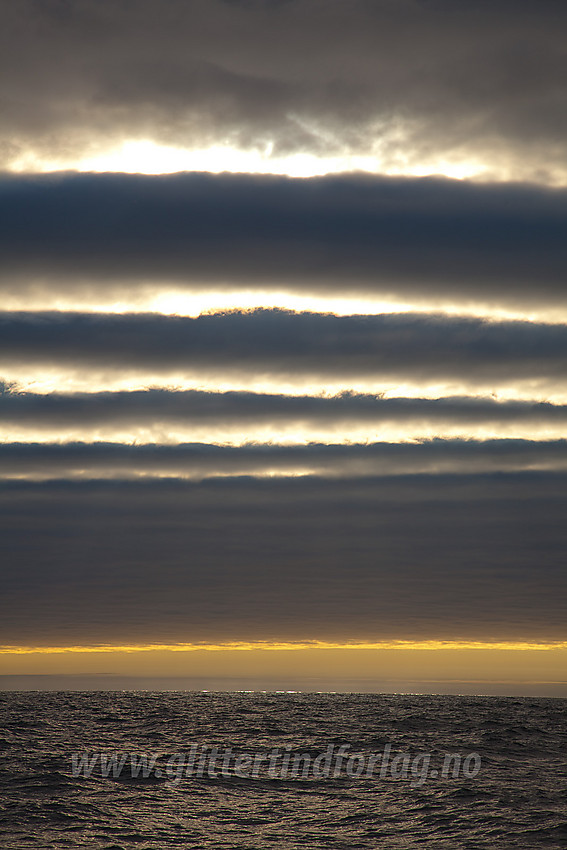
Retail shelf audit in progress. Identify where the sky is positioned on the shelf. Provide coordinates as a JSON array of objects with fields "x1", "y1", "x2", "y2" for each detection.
[{"x1": 1, "y1": 0, "x2": 566, "y2": 695}]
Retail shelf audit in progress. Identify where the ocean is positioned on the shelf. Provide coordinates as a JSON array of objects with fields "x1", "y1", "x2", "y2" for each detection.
[{"x1": 0, "y1": 691, "x2": 565, "y2": 849}]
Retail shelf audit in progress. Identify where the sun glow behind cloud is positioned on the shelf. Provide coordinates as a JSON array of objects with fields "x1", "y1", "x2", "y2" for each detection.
[
  {"x1": 6, "y1": 138, "x2": 495, "y2": 182},
  {"x1": 3, "y1": 288, "x2": 567, "y2": 327},
  {"x1": 5, "y1": 365, "x2": 567, "y2": 405},
  {"x1": 2, "y1": 423, "x2": 567, "y2": 451}
]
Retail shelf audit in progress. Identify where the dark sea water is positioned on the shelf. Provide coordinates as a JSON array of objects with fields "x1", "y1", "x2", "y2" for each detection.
[{"x1": 0, "y1": 692, "x2": 566, "y2": 849}]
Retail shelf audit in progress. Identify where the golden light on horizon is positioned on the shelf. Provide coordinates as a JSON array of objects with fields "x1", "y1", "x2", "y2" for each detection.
[
  {"x1": 1, "y1": 641, "x2": 566, "y2": 689},
  {"x1": 2, "y1": 639, "x2": 567, "y2": 654}
]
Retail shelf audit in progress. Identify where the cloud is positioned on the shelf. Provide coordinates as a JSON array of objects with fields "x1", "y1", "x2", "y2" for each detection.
[
  {"x1": 2, "y1": 310, "x2": 567, "y2": 390},
  {"x1": 3, "y1": 388, "x2": 567, "y2": 431},
  {"x1": 2, "y1": 173, "x2": 567, "y2": 311},
  {"x1": 1, "y1": 472, "x2": 566, "y2": 644},
  {"x1": 3, "y1": 1, "x2": 566, "y2": 663},
  {"x1": 1, "y1": 438, "x2": 566, "y2": 480},
  {"x1": 2, "y1": 1, "x2": 567, "y2": 181}
]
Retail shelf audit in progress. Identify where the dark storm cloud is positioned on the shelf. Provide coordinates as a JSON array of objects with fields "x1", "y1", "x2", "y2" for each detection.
[
  {"x1": 1, "y1": 473, "x2": 565, "y2": 644},
  {"x1": 2, "y1": 310, "x2": 567, "y2": 386},
  {"x1": 3, "y1": 388, "x2": 567, "y2": 431},
  {"x1": 2, "y1": 1, "x2": 567, "y2": 179},
  {"x1": 1, "y1": 438, "x2": 566, "y2": 479},
  {"x1": 2, "y1": 173, "x2": 567, "y2": 309}
]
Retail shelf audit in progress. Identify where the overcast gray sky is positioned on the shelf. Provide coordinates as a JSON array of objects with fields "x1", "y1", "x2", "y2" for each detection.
[{"x1": 1, "y1": 0, "x2": 566, "y2": 693}]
